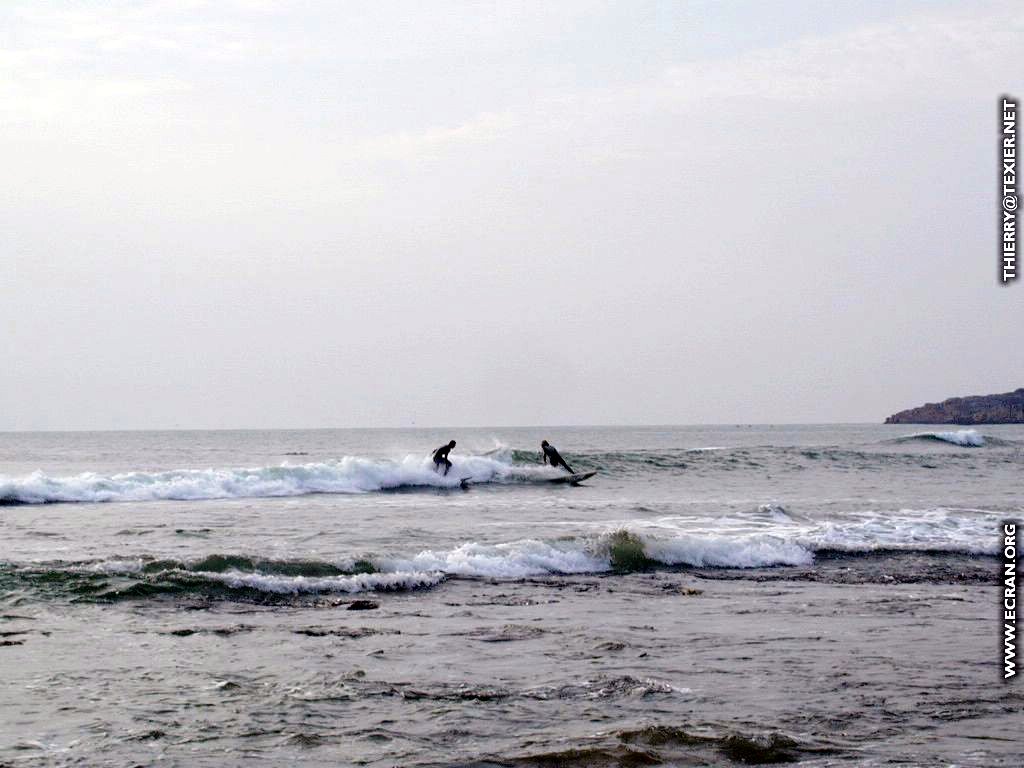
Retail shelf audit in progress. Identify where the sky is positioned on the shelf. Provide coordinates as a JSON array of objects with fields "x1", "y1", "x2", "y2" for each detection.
[{"x1": 2, "y1": 0, "x2": 1022, "y2": 430}]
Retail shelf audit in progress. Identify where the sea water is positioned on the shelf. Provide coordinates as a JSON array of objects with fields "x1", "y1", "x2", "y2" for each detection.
[{"x1": 1, "y1": 425, "x2": 1020, "y2": 765}]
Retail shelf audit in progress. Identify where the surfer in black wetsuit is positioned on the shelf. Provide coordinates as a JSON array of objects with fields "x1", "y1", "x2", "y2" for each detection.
[
  {"x1": 541, "y1": 440, "x2": 574, "y2": 474},
  {"x1": 432, "y1": 440, "x2": 456, "y2": 475}
]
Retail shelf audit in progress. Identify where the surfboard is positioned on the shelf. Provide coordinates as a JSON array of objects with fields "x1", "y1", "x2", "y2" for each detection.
[{"x1": 544, "y1": 471, "x2": 597, "y2": 485}]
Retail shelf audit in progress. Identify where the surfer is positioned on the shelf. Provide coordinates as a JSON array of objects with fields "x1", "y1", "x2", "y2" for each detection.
[
  {"x1": 541, "y1": 440, "x2": 575, "y2": 474},
  {"x1": 432, "y1": 440, "x2": 456, "y2": 476}
]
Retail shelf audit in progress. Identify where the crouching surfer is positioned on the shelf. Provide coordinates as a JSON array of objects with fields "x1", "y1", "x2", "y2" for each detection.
[
  {"x1": 541, "y1": 440, "x2": 575, "y2": 474},
  {"x1": 432, "y1": 440, "x2": 456, "y2": 476}
]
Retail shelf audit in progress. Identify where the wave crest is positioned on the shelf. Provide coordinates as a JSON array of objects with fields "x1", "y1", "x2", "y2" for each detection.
[
  {"x1": 2, "y1": 507, "x2": 1002, "y2": 602},
  {"x1": 0, "y1": 454, "x2": 560, "y2": 505},
  {"x1": 894, "y1": 429, "x2": 986, "y2": 447}
]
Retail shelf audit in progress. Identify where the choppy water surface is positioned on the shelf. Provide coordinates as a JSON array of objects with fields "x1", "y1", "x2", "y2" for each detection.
[{"x1": 1, "y1": 425, "x2": 1020, "y2": 766}]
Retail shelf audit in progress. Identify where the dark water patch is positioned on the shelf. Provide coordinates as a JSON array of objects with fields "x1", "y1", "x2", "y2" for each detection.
[
  {"x1": 403, "y1": 685, "x2": 513, "y2": 702},
  {"x1": 178, "y1": 554, "x2": 357, "y2": 578},
  {"x1": 189, "y1": 554, "x2": 260, "y2": 574},
  {"x1": 92, "y1": 581, "x2": 187, "y2": 601},
  {"x1": 347, "y1": 598, "x2": 379, "y2": 610},
  {"x1": 506, "y1": 745, "x2": 661, "y2": 767},
  {"x1": 125, "y1": 729, "x2": 166, "y2": 742},
  {"x1": 619, "y1": 725, "x2": 711, "y2": 747},
  {"x1": 490, "y1": 725, "x2": 833, "y2": 767},
  {"x1": 164, "y1": 624, "x2": 256, "y2": 637},
  {"x1": 0, "y1": 630, "x2": 29, "y2": 637},
  {"x1": 285, "y1": 732, "x2": 324, "y2": 747},
  {"x1": 495, "y1": 729, "x2": 823, "y2": 765},
  {"x1": 293, "y1": 626, "x2": 397, "y2": 638},
  {"x1": 466, "y1": 624, "x2": 547, "y2": 642},
  {"x1": 0, "y1": 496, "x2": 37, "y2": 506},
  {"x1": 0, "y1": 563, "x2": 112, "y2": 602},
  {"x1": 383, "y1": 675, "x2": 682, "y2": 705},
  {"x1": 75, "y1": 574, "x2": 294, "y2": 605},
  {"x1": 88, "y1": 553, "x2": 375, "y2": 579},
  {"x1": 552, "y1": 675, "x2": 679, "y2": 700},
  {"x1": 720, "y1": 733, "x2": 800, "y2": 763}
]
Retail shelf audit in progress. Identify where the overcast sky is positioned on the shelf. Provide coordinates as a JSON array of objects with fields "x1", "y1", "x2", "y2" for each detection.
[{"x1": 2, "y1": 0, "x2": 1021, "y2": 430}]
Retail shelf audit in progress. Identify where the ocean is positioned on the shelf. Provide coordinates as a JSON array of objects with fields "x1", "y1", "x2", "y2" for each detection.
[{"x1": 0, "y1": 425, "x2": 1020, "y2": 766}]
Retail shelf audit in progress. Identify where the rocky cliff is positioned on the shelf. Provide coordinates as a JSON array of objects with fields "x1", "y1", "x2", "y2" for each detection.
[{"x1": 885, "y1": 388, "x2": 1024, "y2": 424}]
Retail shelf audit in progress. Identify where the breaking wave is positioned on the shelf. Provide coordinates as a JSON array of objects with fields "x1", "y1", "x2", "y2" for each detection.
[
  {"x1": 0, "y1": 454, "x2": 560, "y2": 505},
  {"x1": 2, "y1": 508, "x2": 999, "y2": 601},
  {"x1": 894, "y1": 429, "x2": 987, "y2": 447},
  {"x1": 5, "y1": 433, "x2": 1020, "y2": 505}
]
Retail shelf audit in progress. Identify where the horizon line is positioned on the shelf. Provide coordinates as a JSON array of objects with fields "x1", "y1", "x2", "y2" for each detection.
[{"x1": 0, "y1": 421, "x2": 899, "y2": 434}]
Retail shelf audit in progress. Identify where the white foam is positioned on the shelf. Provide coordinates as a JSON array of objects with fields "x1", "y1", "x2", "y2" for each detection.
[
  {"x1": 797, "y1": 507, "x2": 999, "y2": 555},
  {"x1": 381, "y1": 529, "x2": 817, "y2": 575},
  {"x1": 641, "y1": 532, "x2": 814, "y2": 567},
  {"x1": 83, "y1": 558, "x2": 442, "y2": 594},
  {"x1": 0, "y1": 454, "x2": 559, "y2": 504},
  {"x1": 384, "y1": 539, "x2": 609, "y2": 578},
  {"x1": 624, "y1": 506, "x2": 1001, "y2": 559},
  {"x1": 906, "y1": 429, "x2": 986, "y2": 447}
]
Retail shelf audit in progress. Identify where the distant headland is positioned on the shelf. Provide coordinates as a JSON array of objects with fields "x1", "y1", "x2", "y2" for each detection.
[{"x1": 885, "y1": 388, "x2": 1024, "y2": 424}]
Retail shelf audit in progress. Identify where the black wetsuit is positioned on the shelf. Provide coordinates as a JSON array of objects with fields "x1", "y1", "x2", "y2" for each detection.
[
  {"x1": 542, "y1": 443, "x2": 574, "y2": 474},
  {"x1": 432, "y1": 444, "x2": 454, "y2": 475}
]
